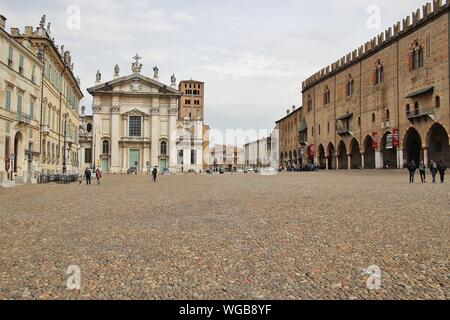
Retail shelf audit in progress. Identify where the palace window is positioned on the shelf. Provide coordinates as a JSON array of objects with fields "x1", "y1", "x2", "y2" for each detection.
[
  {"x1": 5, "y1": 89, "x2": 12, "y2": 111},
  {"x1": 87, "y1": 123, "x2": 92, "y2": 133},
  {"x1": 323, "y1": 86, "x2": 331, "y2": 105},
  {"x1": 410, "y1": 40, "x2": 424, "y2": 71},
  {"x1": 19, "y1": 55, "x2": 24, "y2": 74},
  {"x1": 346, "y1": 75, "x2": 354, "y2": 96},
  {"x1": 373, "y1": 59, "x2": 384, "y2": 85},
  {"x1": 435, "y1": 96, "x2": 440, "y2": 109},
  {"x1": 371, "y1": 113, "x2": 376, "y2": 123},
  {"x1": 8, "y1": 46, "x2": 13, "y2": 67},
  {"x1": 307, "y1": 95, "x2": 313, "y2": 112},
  {"x1": 129, "y1": 116, "x2": 142, "y2": 137},
  {"x1": 30, "y1": 99, "x2": 35, "y2": 120},
  {"x1": 385, "y1": 108, "x2": 390, "y2": 120},
  {"x1": 191, "y1": 150, "x2": 196, "y2": 165},
  {"x1": 160, "y1": 141, "x2": 167, "y2": 155},
  {"x1": 17, "y1": 94, "x2": 23, "y2": 115},
  {"x1": 102, "y1": 140, "x2": 110, "y2": 154},
  {"x1": 85, "y1": 148, "x2": 92, "y2": 163}
]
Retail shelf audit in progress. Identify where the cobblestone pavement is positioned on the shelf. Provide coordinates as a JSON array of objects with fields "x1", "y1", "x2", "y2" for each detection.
[{"x1": 0, "y1": 170, "x2": 448, "y2": 300}]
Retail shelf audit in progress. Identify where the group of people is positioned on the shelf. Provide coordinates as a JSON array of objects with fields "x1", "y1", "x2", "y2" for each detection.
[
  {"x1": 81, "y1": 168, "x2": 102, "y2": 185},
  {"x1": 407, "y1": 160, "x2": 447, "y2": 184},
  {"x1": 79, "y1": 166, "x2": 159, "y2": 185}
]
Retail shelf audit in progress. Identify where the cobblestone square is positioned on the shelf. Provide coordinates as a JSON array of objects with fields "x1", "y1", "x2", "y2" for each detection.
[{"x1": 0, "y1": 171, "x2": 448, "y2": 300}]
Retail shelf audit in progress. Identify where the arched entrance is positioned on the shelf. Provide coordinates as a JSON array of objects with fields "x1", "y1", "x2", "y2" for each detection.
[
  {"x1": 327, "y1": 143, "x2": 335, "y2": 169},
  {"x1": 13, "y1": 132, "x2": 24, "y2": 175},
  {"x1": 404, "y1": 127, "x2": 422, "y2": 164},
  {"x1": 317, "y1": 144, "x2": 326, "y2": 169},
  {"x1": 350, "y1": 138, "x2": 361, "y2": 169},
  {"x1": 427, "y1": 123, "x2": 450, "y2": 164},
  {"x1": 337, "y1": 140, "x2": 347, "y2": 170},
  {"x1": 381, "y1": 131, "x2": 397, "y2": 168},
  {"x1": 364, "y1": 135, "x2": 376, "y2": 169}
]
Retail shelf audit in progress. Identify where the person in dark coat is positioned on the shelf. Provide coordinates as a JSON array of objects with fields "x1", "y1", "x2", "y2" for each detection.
[
  {"x1": 437, "y1": 160, "x2": 446, "y2": 183},
  {"x1": 430, "y1": 160, "x2": 438, "y2": 184},
  {"x1": 407, "y1": 160, "x2": 417, "y2": 184},
  {"x1": 84, "y1": 168, "x2": 92, "y2": 185},
  {"x1": 418, "y1": 161, "x2": 426, "y2": 183},
  {"x1": 152, "y1": 166, "x2": 158, "y2": 182}
]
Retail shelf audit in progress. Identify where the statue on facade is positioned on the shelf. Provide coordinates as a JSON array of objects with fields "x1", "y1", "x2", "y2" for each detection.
[
  {"x1": 153, "y1": 66, "x2": 159, "y2": 79},
  {"x1": 171, "y1": 73, "x2": 176, "y2": 86},
  {"x1": 47, "y1": 22, "x2": 51, "y2": 35},
  {"x1": 60, "y1": 45, "x2": 64, "y2": 56},
  {"x1": 96, "y1": 70, "x2": 101, "y2": 82},
  {"x1": 39, "y1": 15, "x2": 46, "y2": 28},
  {"x1": 114, "y1": 64, "x2": 120, "y2": 77},
  {"x1": 131, "y1": 54, "x2": 143, "y2": 74}
]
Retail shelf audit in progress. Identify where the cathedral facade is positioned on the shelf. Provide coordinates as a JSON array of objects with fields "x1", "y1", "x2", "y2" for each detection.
[{"x1": 84, "y1": 55, "x2": 204, "y2": 174}]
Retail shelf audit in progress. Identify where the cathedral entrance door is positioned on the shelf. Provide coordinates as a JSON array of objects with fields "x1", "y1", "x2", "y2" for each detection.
[
  {"x1": 129, "y1": 149, "x2": 140, "y2": 172},
  {"x1": 160, "y1": 159, "x2": 167, "y2": 170}
]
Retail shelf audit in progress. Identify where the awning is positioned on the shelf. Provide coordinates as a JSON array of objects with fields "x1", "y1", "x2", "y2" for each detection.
[
  {"x1": 405, "y1": 86, "x2": 434, "y2": 99},
  {"x1": 336, "y1": 112, "x2": 353, "y2": 121},
  {"x1": 298, "y1": 118, "x2": 308, "y2": 132}
]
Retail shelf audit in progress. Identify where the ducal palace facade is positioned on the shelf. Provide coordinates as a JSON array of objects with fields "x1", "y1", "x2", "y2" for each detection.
[
  {"x1": 280, "y1": 1, "x2": 450, "y2": 170},
  {"x1": 80, "y1": 56, "x2": 206, "y2": 174}
]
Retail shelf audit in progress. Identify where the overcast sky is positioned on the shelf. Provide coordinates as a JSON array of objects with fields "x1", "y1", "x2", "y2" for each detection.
[{"x1": 2, "y1": 0, "x2": 427, "y2": 132}]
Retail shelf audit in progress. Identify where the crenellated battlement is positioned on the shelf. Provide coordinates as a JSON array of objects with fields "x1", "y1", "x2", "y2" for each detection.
[{"x1": 302, "y1": 1, "x2": 450, "y2": 91}]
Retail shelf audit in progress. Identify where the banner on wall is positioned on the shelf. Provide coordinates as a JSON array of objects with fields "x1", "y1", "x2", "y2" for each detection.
[
  {"x1": 372, "y1": 132, "x2": 379, "y2": 149},
  {"x1": 309, "y1": 144, "x2": 315, "y2": 158},
  {"x1": 393, "y1": 128, "x2": 399, "y2": 148}
]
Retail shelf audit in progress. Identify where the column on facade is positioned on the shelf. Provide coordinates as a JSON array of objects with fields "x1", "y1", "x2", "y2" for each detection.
[
  {"x1": 375, "y1": 150, "x2": 382, "y2": 169},
  {"x1": 168, "y1": 104, "x2": 178, "y2": 171},
  {"x1": 110, "y1": 105, "x2": 121, "y2": 172},
  {"x1": 347, "y1": 155, "x2": 351, "y2": 170},
  {"x1": 143, "y1": 115, "x2": 150, "y2": 172},
  {"x1": 325, "y1": 157, "x2": 329, "y2": 170},
  {"x1": 397, "y1": 149, "x2": 403, "y2": 169},
  {"x1": 423, "y1": 148, "x2": 429, "y2": 167},
  {"x1": 335, "y1": 155, "x2": 339, "y2": 170},
  {"x1": 361, "y1": 153, "x2": 365, "y2": 169},
  {"x1": 80, "y1": 146, "x2": 85, "y2": 169},
  {"x1": 150, "y1": 105, "x2": 160, "y2": 168},
  {"x1": 122, "y1": 146, "x2": 127, "y2": 172},
  {"x1": 194, "y1": 119, "x2": 203, "y2": 171}
]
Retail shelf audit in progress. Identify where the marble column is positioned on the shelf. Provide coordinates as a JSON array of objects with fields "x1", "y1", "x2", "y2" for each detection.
[
  {"x1": 168, "y1": 106, "x2": 178, "y2": 171},
  {"x1": 111, "y1": 105, "x2": 120, "y2": 172},
  {"x1": 150, "y1": 106, "x2": 160, "y2": 168},
  {"x1": 361, "y1": 153, "x2": 365, "y2": 169},
  {"x1": 347, "y1": 155, "x2": 351, "y2": 170},
  {"x1": 325, "y1": 157, "x2": 329, "y2": 170},
  {"x1": 122, "y1": 147, "x2": 127, "y2": 172}
]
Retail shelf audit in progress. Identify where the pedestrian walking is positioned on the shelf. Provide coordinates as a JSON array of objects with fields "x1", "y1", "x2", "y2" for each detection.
[
  {"x1": 78, "y1": 172, "x2": 83, "y2": 185},
  {"x1": 418, "y1": 161, "x2": 426, "y2": 183},
  {"x1": 437, "y1": 160, "x2": 446, "y2": 183},
  {"x1": 152, "y1": 166, "x2": 158, "y2": 182},
  {"x1": 407, "y1": 160, "x2": 417, "y2": 184},
  {"x1": 96, "y1": 168, "x2": 102, "y2": 185},
  {"x1": 85, "y1": 168, "x2": 92, "y2": 185},
  {"x1": 430, "y1": 160, "x2": 438, "y2": 183}
]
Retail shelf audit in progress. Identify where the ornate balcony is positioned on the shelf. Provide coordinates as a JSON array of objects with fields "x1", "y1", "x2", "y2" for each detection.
[
  {"x1": 41, "y1": 125, "x2": 50, "y2": 135},
  {"x1": 407, "y1": 107, "x2": 436, "y2": 121},
  {"x1": 337, "y1": 127, "x2": 353, "y2": 136},
  {"x1": 16, "y1": 112, "x2": 32, "y2": 125}
]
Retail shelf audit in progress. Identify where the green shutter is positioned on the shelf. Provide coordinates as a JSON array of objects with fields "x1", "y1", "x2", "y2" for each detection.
[
  {"x1": 30, "y1": 100, "x2": 35, "y2": 120},
  {"x1": 5, "y1": 90, "x2": 11, "y2": 111}
]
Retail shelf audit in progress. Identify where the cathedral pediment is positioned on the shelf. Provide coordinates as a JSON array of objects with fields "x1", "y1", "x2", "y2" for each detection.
[
  {"x1": 122, "y1": 108, "x2": 148, "y2": 117},
  {"x1": 87, "y1": 73, "x2": 181, "y2": 96}
]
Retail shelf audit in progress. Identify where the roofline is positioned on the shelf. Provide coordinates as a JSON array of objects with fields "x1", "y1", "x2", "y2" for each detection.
[
  {"x1": 87, "y1": 73, "x2": 181, "y2": 95},
  {"x1": 275, "y1": 106, "x2": 303, "y2": 124},
  {"x1": 0, "y1": 29, "x2": 44, "y2": 67}
]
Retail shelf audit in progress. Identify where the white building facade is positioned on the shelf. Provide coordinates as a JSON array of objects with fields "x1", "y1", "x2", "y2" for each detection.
[{"x1": 85, "y1": 56, "x2": 204, "y2": 174}]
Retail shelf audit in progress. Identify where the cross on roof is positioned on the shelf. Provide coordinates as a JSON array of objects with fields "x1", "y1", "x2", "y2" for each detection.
[{"x1": 133, "y1": 54, "x2": 141, "y2": 64}]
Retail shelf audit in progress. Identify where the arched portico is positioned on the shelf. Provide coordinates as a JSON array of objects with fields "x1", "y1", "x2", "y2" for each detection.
[
  {"x1": 363, "y1": 135, "x2": 376, "y2": 169},
  {"x1": 337, "y1": 140, "x2": 347, "y2": 170},
  {"x1": 349, "y1": 138, "x2": 361, "y2": 169}
]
